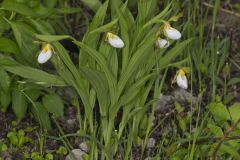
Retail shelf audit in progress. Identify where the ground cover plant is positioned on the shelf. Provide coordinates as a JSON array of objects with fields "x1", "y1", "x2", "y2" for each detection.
[{"x1": 0, "y1": 0, "x2": 240, "y2": 159}]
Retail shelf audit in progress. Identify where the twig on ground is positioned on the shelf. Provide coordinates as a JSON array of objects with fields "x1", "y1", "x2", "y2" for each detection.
[{"x1": 202, "y1": 2, "x2": 240, "y2": 18}]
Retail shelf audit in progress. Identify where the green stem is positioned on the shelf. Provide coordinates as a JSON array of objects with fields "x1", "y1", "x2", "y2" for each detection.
[
  {"x1": 53, "y1": 117, "x2": 73, "y2": 151},
  {"x1": 223, "y1": 77, "x2": 227, "y2": 100}
]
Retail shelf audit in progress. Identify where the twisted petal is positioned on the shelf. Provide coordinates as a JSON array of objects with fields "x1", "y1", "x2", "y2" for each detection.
[
  {"x1": 37, "y1": 49, "x2": 52, "y2": 64},
  {"x1": 156, "y1": 38, "x2": 170, "y2": 48},
  {"x1": 164, "y1": 27, "x2": 181, "y2": 40},
  {"x1": 107, "y1": 33, "x2": 124, "y2": 48},
  {"x1": 176, "y1": 74, "x2": 188, "y2": 89}
]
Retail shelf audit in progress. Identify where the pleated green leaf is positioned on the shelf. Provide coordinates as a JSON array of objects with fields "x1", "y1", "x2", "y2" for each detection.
[
  {"x1": 80, "y1": 66, "x2": 109, "y2": 116},
  {"x1": 119, "y1": 74, "x2": 154, "y2": 106},
  {"x1": 0, "y1": 55, "x2": 66, "y2": 86},
  {"x1": 35, "y1": 34, "x2": 72, "y2": 43},
  {"x1": 1, "y1": 0, "x2": 36, "y2": 16},
  {"x1": 90, "y1": 18, "x2": 119, "y2": 34},
  {"x1": 0, "y1": 38, "x2": 20, "y2": 54},
  {"x1": 117, "y1": 32, "x2": 156, "y2": 97},
  {"x1": 42, "y1": 93, "x2": 64, "y2": 118},
  {"x1": 75, "y1": 41, "x2": 116, "y2": 91},
  {"x1": 79, "y1": 0, "x2": 109, "y2": 66},
  {"x1": 4, "y1": 65, "x2": 66, "y2": 86},
  {"x1": 158, "y1": 39, "x2": 193, "y2": 69},
  {"x1": 143, "y1": 2, "x2": 172, "y2": 28},
  {"x1": 12, "y1": 89, "x2": 28, "y2": 121}
]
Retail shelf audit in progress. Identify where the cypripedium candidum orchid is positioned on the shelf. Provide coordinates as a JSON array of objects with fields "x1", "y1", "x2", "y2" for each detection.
[
  {"x1": 156, "y1": 38, "x2": 170, "y2": 48},
  {"x1": 37, "y1": 44, "x2": 53, "y2": 64},
  {"x1": 173, "y1": 68, "x2": 189, "y2": 89},
  {"x1": 163, "y1": 23, "x2": 181, "y2": 40},
  {"x1": 106, "y1": 32, "x2": 124, "y2": 48}
]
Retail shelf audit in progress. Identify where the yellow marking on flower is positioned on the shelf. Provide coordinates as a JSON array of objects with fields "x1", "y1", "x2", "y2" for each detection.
[
  {"x1": 38, "y1": 43, "x2": 53, "y2": 64},
  {"x1": 172, "y1": 68, "x2": 189, "y2": 89},
  {"x1": 107, "y1": 32, "x2": 115, "y2": 39},
  {"x1": 179, "y1": 69, "x2": 186, "y2": 78},
  {"x1": 172, "y1": 68, "x2": 189, "y2": 84},
  {"x1": 106, "y1": 32, "x2": 124, "y2": 48},
  {"x1": 42, "y1": 44, "x2": 51, "y2": 53},
  {"x1": 164, "y1": 22, "x2": 171, "y2": 30},
  {"x1": 163, "y1": 22, "x2": 182, "y2": 40}
]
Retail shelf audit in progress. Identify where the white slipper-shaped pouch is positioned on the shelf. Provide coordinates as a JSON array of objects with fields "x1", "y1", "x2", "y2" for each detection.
[
  {"x1": 156, "y1": 38, "x2": 170, "y2": 48},
  {"x1": 107, "y1": 32, "x2": 124, "y2": 48},
  {"x1": 38, "y1": 44, "x2": 53, "y2": 64},
  {"x1": 164, "y1": 23, "x2": 182, "y2": 40}
]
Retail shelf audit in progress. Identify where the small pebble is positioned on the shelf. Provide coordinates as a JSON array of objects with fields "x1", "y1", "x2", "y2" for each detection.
[
  {"x1": 79, "y1": 141, "x2": 89, "y2": 153},
  {"x1": 147, "y1": 138, "x2": 156, "y2": 148},
  {"x1": 65, "y1": 149, "x2": 84, "y2": 160},
  {"x1": 67, "y1": 119, "x2": 76, "y2": 127}
]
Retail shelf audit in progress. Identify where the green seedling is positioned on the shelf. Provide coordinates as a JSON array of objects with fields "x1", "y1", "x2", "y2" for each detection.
[
  {"x1": 0, "y1": 141, "x2": 7, "y2": 153},
  {"x1": 24, "y1": 152, "x2": 54, "y2": 160},
  {"x1": 56, "y1": 146, "x2": 68, "y2": 155},
  {"x1": 7, "y1": 129, "x2": 32, "y2": 148},
  {"x1": 82, "y1": 153, "x2": 90, "y2": 160}
]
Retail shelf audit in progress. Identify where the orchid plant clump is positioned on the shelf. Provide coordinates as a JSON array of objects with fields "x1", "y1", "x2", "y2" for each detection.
[
  {"x1": 1, "y1": 0, "x2": 192, "y2": 159},
  {"x1": 1, "y1": 0, "x2": 237, "y2": 159},
  {"x1": 37, "y1": 24, "x2": 188, "y2": 90}
]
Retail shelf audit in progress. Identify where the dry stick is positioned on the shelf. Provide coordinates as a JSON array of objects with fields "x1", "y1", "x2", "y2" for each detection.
[
  {"x1": 212, "y1": 118, "x2": 240, "y2": 160},
  {"x1": 202, "y1": 2, "x2": 240, "y2": 18},
  {"x1": 178, "y1": 135, "x2": 240, "y2": 149}
]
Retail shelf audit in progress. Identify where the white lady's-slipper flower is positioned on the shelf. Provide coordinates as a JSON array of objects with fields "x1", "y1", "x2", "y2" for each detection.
[
  {"x1": 164, "y1": 23, "x2": 181, "y2": 40},
  {"x1": 176, "y1": 69, "x2": 188, "y2": 89},
  {"x1": 106, "y1": 32, "x2": 124, "y2": 48},
  {"x1": 37, "y1": 44, "x2": 53, "y2": 64},
  {"x1": 156, "y1": 38, "x2": 170, "y2": 48}
]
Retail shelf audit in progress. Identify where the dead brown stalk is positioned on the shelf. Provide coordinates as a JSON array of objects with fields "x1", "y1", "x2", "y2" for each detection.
[{"x1": 202, "y1": 2, "x2": 240, "y2": 18}]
